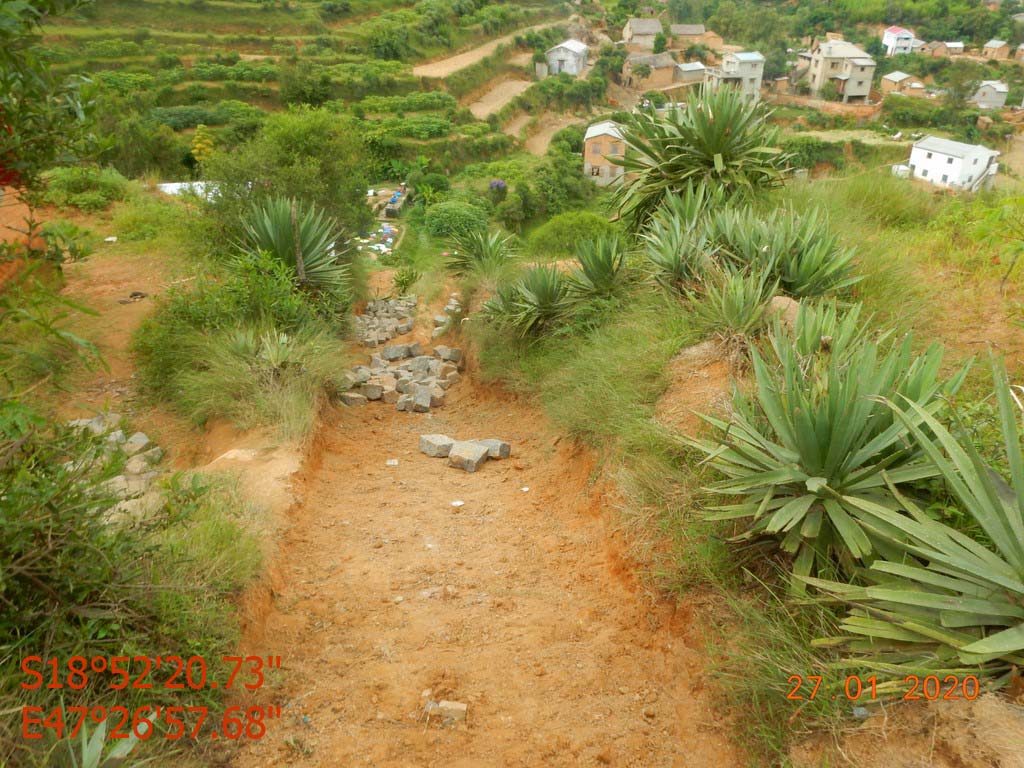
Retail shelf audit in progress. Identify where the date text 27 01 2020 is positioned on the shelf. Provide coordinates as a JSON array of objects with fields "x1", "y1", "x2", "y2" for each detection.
[{"x1": 787, "y1": 674, "x2": 981, "y2": 702}]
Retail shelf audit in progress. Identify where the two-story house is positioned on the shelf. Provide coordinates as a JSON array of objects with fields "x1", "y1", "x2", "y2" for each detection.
[
  {"x1": 806, "y1": 39, "x2": 876, "y2": 103},
  {"x1": 583, "y1": 121, "x2": 625, "y2": 187},
  {"x1": 705, "y1": 51, "x2": 765, "y2": 103},
  {"x1": 904, "y1": 135, "x2": 999, "y2": 191},
  {"x1": 882, "y1": 25, "x2": 915, "y2": 55}
]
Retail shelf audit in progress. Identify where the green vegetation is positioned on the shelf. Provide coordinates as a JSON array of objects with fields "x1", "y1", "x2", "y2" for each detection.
[{"x1": 40, "y1": 166, "x2": 130, "y2": 211}]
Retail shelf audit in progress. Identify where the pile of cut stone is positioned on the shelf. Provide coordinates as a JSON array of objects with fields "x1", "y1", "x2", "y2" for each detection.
[
  {"x1": 419, "y1": 433, "x2": 510, "y2": 473},
  {"x1": 66, "y1": 412, "x2": 165, "y2": 517},
  {"x1": 432, "y1": 292, "x2": 462, "y2": 339},
  {"x1": 341, "y1": 343, "x2": 463, "y2": 413},
  {"x1": 354, "y1": 295, "x2": 417, "y2": 347}
]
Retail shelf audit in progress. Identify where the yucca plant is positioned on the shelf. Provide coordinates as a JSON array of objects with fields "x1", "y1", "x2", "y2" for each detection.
[
  {"x1": 690, "y1": 305, "x2": 969, "y2": 586},
  {"x1": 238, "y1": 197, "x2": 350, "y2": 295},
  {"x1": 640, "y1": 185, "x2": 720, "y2": 292},
  {"x1": 688, "y1": 266, "x2": 777, "y2": 347},
  {"x1": 392, "y1": 266, "x2": 421, "y2": 295},
  {"x1": 614, "y1": 86, "x2": 789, "y2": 231},
  {"x1": 707, "y1": 206, "x2": 860, "y2": 298},
  {"x1": 779, "y1": 299, "x2": 881, "y2": 361},
  {"x1": 481, "y1": 266, "x2": 570, "y2": 337},
  {"x1": 447, "y1": 229, "x2": 517, "y2": 279},
  {"x1": 804, "y1": 357, "x2": 1024, "y2": 684},
  {"x1": 566, "y1": 235, "x2": 630, "y2": 300}
]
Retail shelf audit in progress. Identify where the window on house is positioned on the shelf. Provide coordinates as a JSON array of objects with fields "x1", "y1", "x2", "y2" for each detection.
[
  {"x1": 831, "y1": 61, "x2": 838, "y2": 70},
  {"x1": 857, "y1": 81, "x2": 863, "y2": 87},
  {"x1": 974, "y1": 158, "x2": 979, "y2": 165},
  {"x1": 967, "y1": 175, "x2": 973, "y2": 182},
  {"x1": 591, "y1": 167, "x2": 601, "y2": 176},
  {"x1": 926, "y1": 152, "x2": 932, "y2": 159},
  {"x1": 942, "y1": 174, "x2": 948, "y2": 183},
  {"x1": 947, "y1": 157, "x2": 953, "y2": 164},
  {"x1": 922, "y1": 169, "x2": 928, "y2": 177},
  {"x1": 610, "y1": 142, "x2": 621, "y2": 154},
  {"x1": 593, "y1": 144, "x2": 603, "y2": 156}
]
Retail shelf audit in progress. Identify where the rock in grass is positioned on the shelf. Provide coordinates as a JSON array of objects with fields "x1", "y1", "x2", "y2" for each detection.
[
  {"x1": 475, "y1": 439, "x2": 511, "y2": 459},
  {"x1": 341, "y1": 392, "x2": 368, "y2": 407},
  {"x1": 447, "y1": 441, "x2": 489, "y2": 472},
  {"x1": 419, "y1": 434, "x2": 454, "y2": 458},
  {"x1": 123, "y1": 432, "x2": 151, "y2": 456}
]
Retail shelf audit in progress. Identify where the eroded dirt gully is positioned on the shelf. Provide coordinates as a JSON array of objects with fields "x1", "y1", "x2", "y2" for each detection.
[{"x1": 233, "y1": 326, "x2": 739, "y2": 767}]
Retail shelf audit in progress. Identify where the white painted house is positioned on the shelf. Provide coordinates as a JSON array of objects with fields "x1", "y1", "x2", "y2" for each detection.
[
  {"x1": 971, "y1": 80, "x2": 1009, "y2": 109},
  {"x1": 882, "y1": 25, "x2": 915, "y2": 55},
  {"x1": 706, "y1": 51, "x2": 765, "y2": 102},
  {"x1": 906, "y1": 135, "x2": 999, "y2": 191},
  {"x1": 545, "y1": 39, "x2": 589, "y2": 77}
]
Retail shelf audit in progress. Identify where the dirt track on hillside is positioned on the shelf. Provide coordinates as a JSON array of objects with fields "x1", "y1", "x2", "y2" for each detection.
[
  {"x1": 412, "y1": 22, "x2": 557, "y2": 78},
  {"x1": 467, "y1": 78, "x2": 531, "y2": 119},
  {"x1": 229, "y1": 283, "x2": 740, "y2": 768}
]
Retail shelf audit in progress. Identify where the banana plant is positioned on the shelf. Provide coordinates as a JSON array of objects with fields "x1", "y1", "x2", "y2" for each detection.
[{"x1": 803, "y1": 356, "x2": 1024, "y2": 684}]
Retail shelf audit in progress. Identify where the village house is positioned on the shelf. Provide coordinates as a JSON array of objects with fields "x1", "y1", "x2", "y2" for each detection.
[
  {"x1": 882, "y1": 25, "x2": 915, "y2": 55},
  {"x1": 898, "y1": 135, "x2": 999, "y2": 191},
  {"x1": 971, "y1": 80, "x2": 1009, "y2": 109},
  {"x1": 806, "y1": 39, "x2": 876, "y2": 103},
  {"x1": 919, "y1": 41, "x2": 947, "y2": 57},
  {"x1": 583, "y1": 121, "x2": 625, "y2": 187},
  {"x1": 675, "y1": 60, "x2": 706, "y2": 85},
  {"x1": 545, "y1": 39, "x2": 588, "y2": 76},
  {"x1": 669, "y1": 23, "x2": 724, "y2": 50},
  {"x1": 623, "y1": 52, "x2": 677, "y2": 89},
  {"x1": 983, "y1": 39, "x2": 1011, "y2": 59},
  {"x1": 1016, "y1": 43, "x2": 1024, "y2": 61},
  {"x1": 705, "y1": 51, "x2": 765, "y2": 102},
  {"x1": 946, "y1": 42, "x2": 965, "y2": 55},
  {"x1": 622, "y1": 18, "x2": 664, "y2": 50},
  {"x1": 880, "y1": 70, "x2": 913, "y2": 94}
]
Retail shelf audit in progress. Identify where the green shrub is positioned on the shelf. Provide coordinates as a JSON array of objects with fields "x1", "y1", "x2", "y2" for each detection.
[
  {"x1": 566, "y1": 236, "x2": 630, "y2": 300},
  {"x1": 39, "y1": 219, "x2": 96, "y2": 263},
  {"x1": 527, "y1": 211, "x2": 619, "y2": 258},
  {"x1": 392, "y1": 266, "x2": 421, "y2": 295},
  {"x1": 688, "y1": 266, "x2": 776, "y2": 345},
  {"x1": 0, "y1": 403, "x2": 260, "y2": 765},
  {"x1": 482, "y1": 265, "x2": 571, "y2": 338},
  {"x1": 41, "y1": 167, "x2": 129, "y2": 211},
  {"x1": 424, "y1": 200, "x2": 488, "y2": 238},
  {"x1": 447, "y1": 229, "x2": 517, "y2": 280},
  {"x1": 640, "y1": 185, "x2": 721, "y2": 292}
]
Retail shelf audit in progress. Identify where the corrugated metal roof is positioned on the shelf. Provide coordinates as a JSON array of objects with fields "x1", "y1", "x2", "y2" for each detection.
[
  {"x1": 978, "y1": 79, "x2": 1009, "y2": 93},
  {"x1": 585, "y1": 121, "x2": 624, "y2": 142},
  {"x1": 732, "y1": 51, "x2": 765, "y2": 62},
  {"x1": 547, "y1": 39, "x2": 588, "y2": 55},
  {"x1": 985, "y1": 39, "x2": 1008, "y2": 48},
  {"x1": 677, "y1": 61, "x2": 706, "y2": 71},
  {"x1": 627, "y1": 52, "x2": 677, "y2": 69},
  {"x1": 883, "y1": 70, "x2": 912, "y2": 82},
  {"x1": 914, "y1": 135, "x2": 999, "y2": 159}
]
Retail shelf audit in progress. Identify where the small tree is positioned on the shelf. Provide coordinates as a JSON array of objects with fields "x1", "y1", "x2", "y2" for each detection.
[
  {"x1": 819, "y1": 81, "x2": 840, "y2": 102},
  {"x1": 653, "y1": 32, "x2": 667, "y2": 54}
]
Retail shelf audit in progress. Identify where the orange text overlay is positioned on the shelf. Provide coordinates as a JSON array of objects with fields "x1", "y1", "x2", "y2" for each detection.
[
  {"x1": 20, "y1": 655, "x2": 282, "y2": 692},
  {"x1": 22, "y1": 704, "x2": 281, "y2": 741},
  {"x1": 787, "y1": 674, "x2": 981, "y2": 702}
]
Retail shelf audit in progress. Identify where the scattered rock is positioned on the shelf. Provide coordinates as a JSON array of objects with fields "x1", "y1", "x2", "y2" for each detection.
[
  {"x1": 447, "y1": 441, "x2": 489, "y2": 473},
  {"x1": 419, "y1": 434, "x2": 454, "y2": 458},
  {"x1": 353, "y1": 296, "x2": 418, "y2": 347},
  {"x1": 768, "y1": 295, "x2": 800, "y2": 329},
  {"x1": 438, "y1": 700, "x2": 468, "y2": 722},
  {"x1": 123, "y1": 432, "x2": 151, "y2": 456},
  {"x1": 433, "y1": 315, "x2": 448, "y2": 327},
  {"x1": 360, "y1": 383, "x2": 384, "y2": 401},
  {"x1": 412, "y1": 385, "x2": 433, "y2": 413},
  {"x1": 475, "y1": 439, "x2": 511, "y2": 459},
  {"x1": 340, "y1": 392, "x2": 368, "y2": 407}
]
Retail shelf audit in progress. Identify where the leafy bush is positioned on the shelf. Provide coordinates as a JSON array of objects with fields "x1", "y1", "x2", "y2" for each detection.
[
  {"x1": 41, "y1": 167, "x2": 129, "y2": 211},
  {"x1": 482, "y1": 266, "x2": 571, "y2": 338},
  {"x1": 615, "y1": 86, "x2": 788, "y2": 231},
  {"x1": 392, "y1": 266, "x2": 421, "y2": 295},
  {"x1": 39, "y1": 219, "x2": 96, "y2": 263},
  {"x1": 424, "y1": 200, "x2": 488, "y2": 238},
  {"x1": 690, "y1": 303, "x2": 969, "y2": 585},
  {"x1": 807, "y1": 357, "x2": 1024, "y2": 684},
  {"x1": 357, "y1": 91, "x2": 456, "y2": 113},
  {"x1": 0, "y1": 404, "x2": 259, "y2": 764},
  {"x1": 640, "y1": 185, "x2": 720, "y2": 292},
  {"x1": 238, "y1": 197, "x2": 351, "y2": 298},
  {"x1": 527, "y1": 211, "x2": 620, "y2": 258}
]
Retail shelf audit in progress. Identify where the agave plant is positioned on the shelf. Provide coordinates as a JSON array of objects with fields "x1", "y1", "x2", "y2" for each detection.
[
  {"x1": 566, "y1": 236, "x2": 630, "y2": 300},
  {"x1": 688, "y1": 266, "x2": 777, "y2": 345},
  {"x1": 690, "y1": 304, "x2": 969, "y2": 585},
  {"x1": 238, "y1": 197, "x2": 350, "y2": 295},
  {"x1": 804, "y1": 357, "x2": 1024, "y2": 683},
  {"x1": 447, "y1": 229, "x2": 517, "y2": 279},
  {"x1": 481, "y1": 266, "x2": 570, "y2": 337},
  {"x1": 707, "y1": 205, "x2": 859, "y2": 298},
  {"x1": 640, "y1": 185, "x2": 720, "y2": 291},
  {"x1": 613, "y1": 86, "x2": 789, "y2": 232}
]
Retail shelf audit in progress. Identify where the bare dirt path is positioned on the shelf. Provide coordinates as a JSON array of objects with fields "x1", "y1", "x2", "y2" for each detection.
[
  {"x1": 525, "y1": 113, "x2": 581, "y2": 155},
  {"x1": 503, "y1": 113, "x2": 532, "y2": 138},
  {"x1": 412, "y1": 22, "x2": 557, "y2": 78},
  {"x1": 467, "y1": 78, "x2": 531, "y2": 119},
  {"x1": 232, "y1": 322, "x2": 739, "y2": 767}
]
